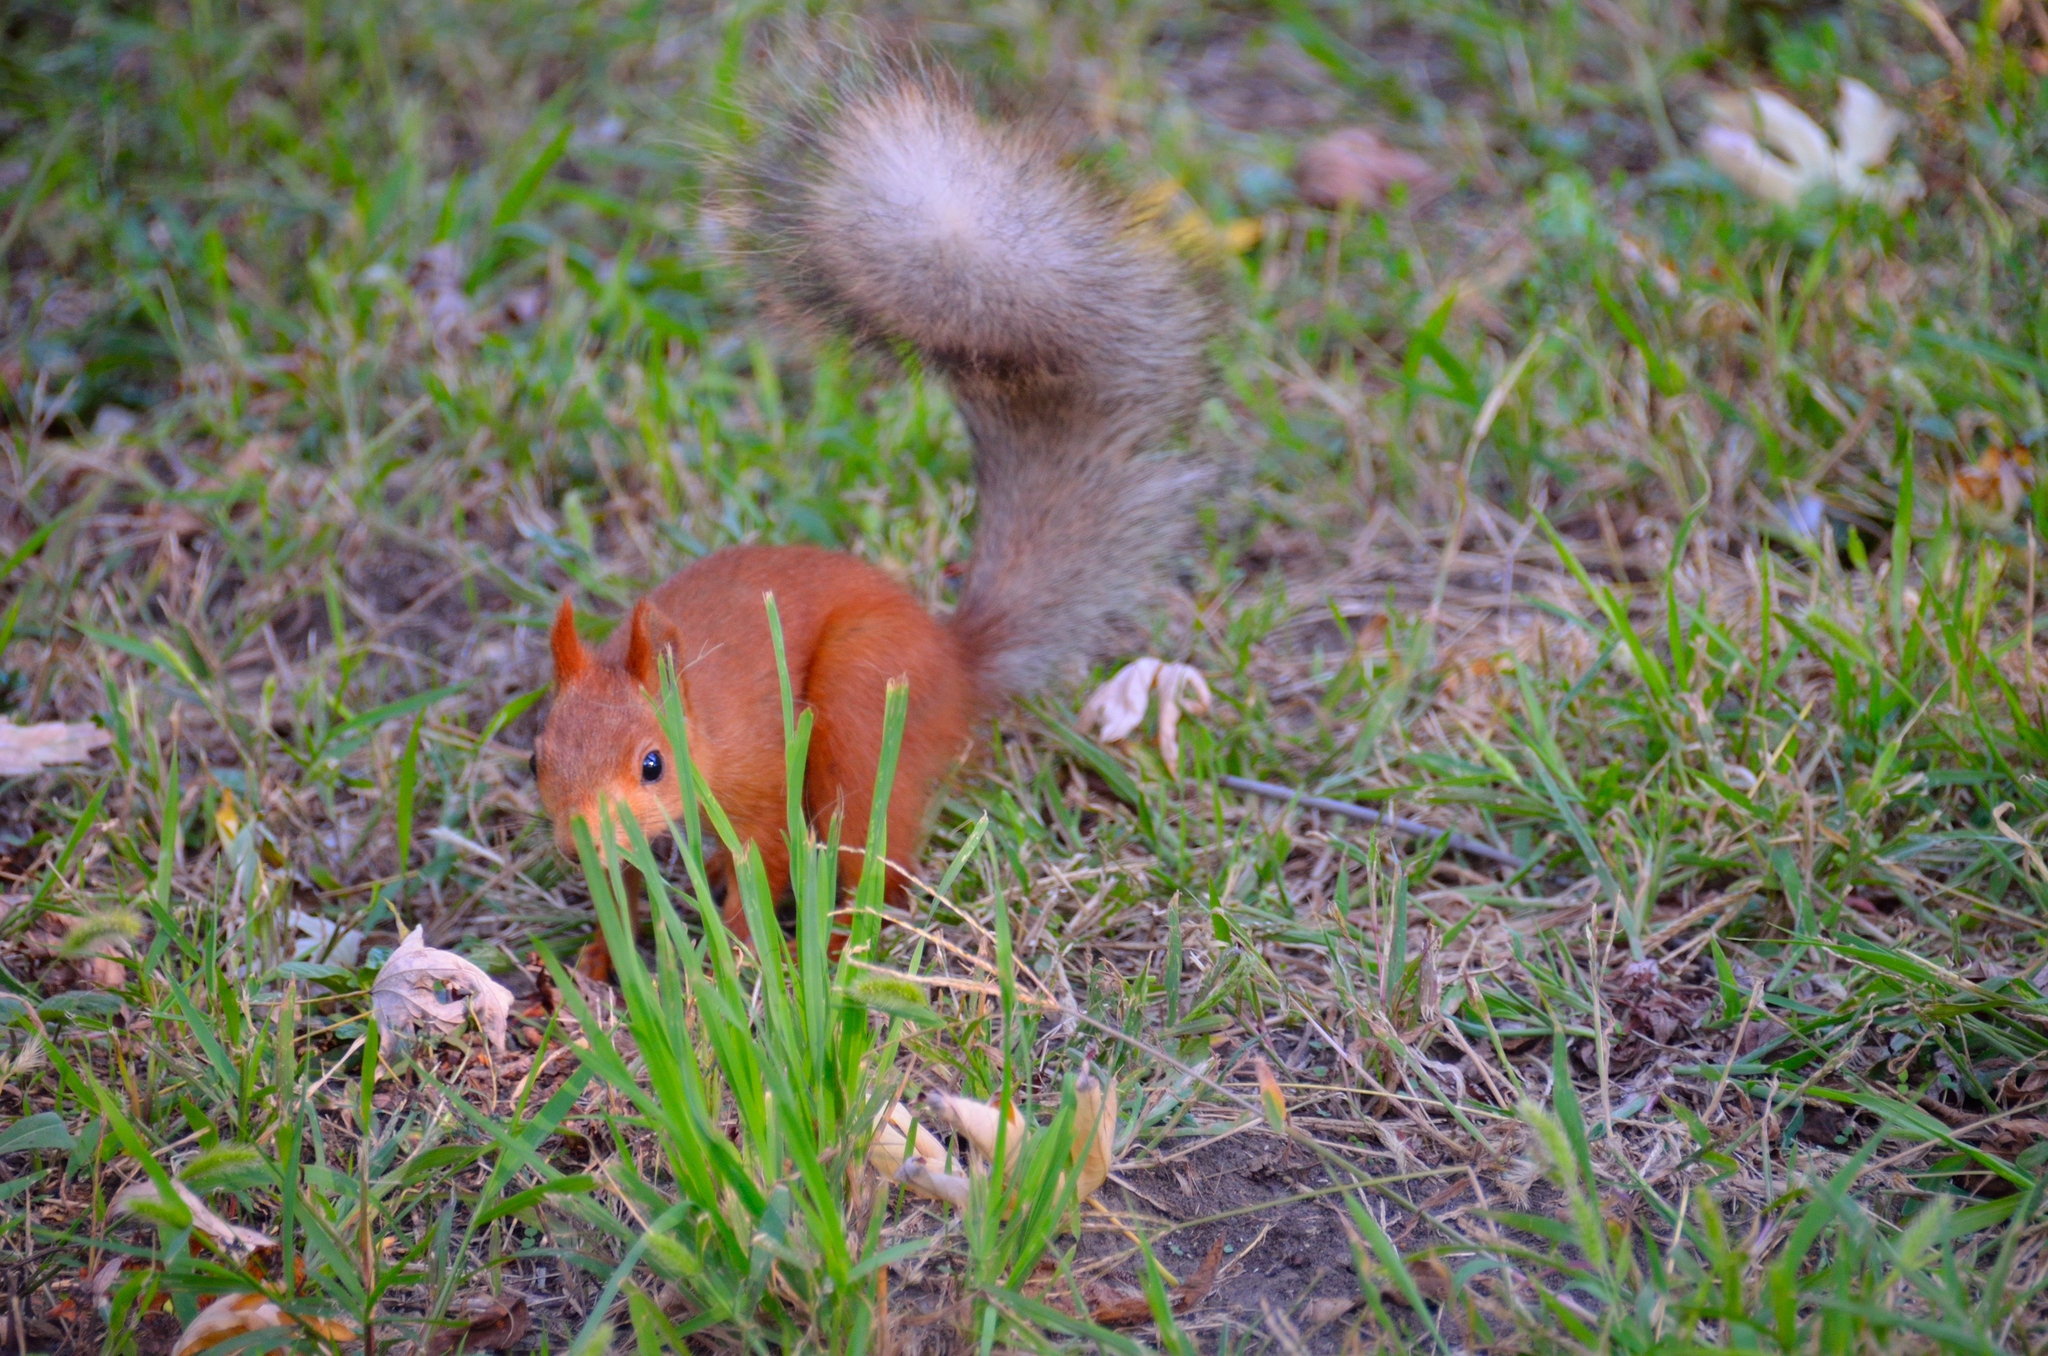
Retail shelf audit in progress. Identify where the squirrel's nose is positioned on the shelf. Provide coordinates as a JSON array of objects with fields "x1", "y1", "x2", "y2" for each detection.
[{"x1": 555, "y1": 804, "x2": 640, "y2": 861}]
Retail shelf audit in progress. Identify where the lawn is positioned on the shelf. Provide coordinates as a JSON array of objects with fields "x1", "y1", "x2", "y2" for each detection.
[{"x1": 3, "y1": 1, "x2": 2048, "y2": 1352}]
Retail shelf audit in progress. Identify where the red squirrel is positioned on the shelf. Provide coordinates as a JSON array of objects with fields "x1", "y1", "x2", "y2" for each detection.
[{"x1": 531, "y1": 75, "x2": 1212, "y2": 970}]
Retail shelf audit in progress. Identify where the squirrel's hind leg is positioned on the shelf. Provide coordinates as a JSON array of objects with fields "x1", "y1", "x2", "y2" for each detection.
[{"x1": 802, "y1": 607, "x2": 975, "y2": 910}]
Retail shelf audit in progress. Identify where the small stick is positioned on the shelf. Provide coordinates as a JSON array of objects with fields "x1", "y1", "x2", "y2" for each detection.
[{"x1": 1218, "y1": 774, "x2": 1525, "y2": 870}]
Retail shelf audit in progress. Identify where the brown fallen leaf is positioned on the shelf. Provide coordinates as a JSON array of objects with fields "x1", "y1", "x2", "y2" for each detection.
[
  {"x1": 1952, "y1": 445, "x2": 2033, "y2": 523},
  {"x1": 0, "y1": 718, "x2": 111, "y2": 776},
  {"x1": 1293, "y1": 128, "x2": 1444, "y2": 211},
  {"x1": 1302, "y1": 1296, "x2": 1359, "y2": 1328},
  {"x1": 371, "y1": 929, "x2": 515, "y2": 1052},
  {"x1": 112, "y1": 1180, "x2": 276, "y2": 1261},
  {"x1": 1986, "y1": 1118, "x2": 2048, "y2": 1157},
  {"x1": 1089, "y1": 1239, "x2": 1224, "y2": 1325},
  {"x1": 1387, "y1": 1255, "x2": 1454, "y2": 1307},
  {"x1": 424, "y1": 1294, "x2": 528, "y2": 1356},
  {"x1": 169, "y1": 1292, "x2": 355, "y2": 1356}
]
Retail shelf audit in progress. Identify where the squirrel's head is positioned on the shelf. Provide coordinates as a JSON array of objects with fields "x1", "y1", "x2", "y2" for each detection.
[{"x1": 532, "y1": 597, "x2": 690, "y2": 859}]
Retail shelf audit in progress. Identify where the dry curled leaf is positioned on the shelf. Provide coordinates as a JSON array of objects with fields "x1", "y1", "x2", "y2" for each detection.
[
  {"x1": 112, "y1": 1179, "x2": 276, "y2": 1261},
  {"x1": 169, "y1": 1292, "x2": 355, "y2": 1356},
  {"x1": 1952, "y1": 446, "x2": 2034, "y2": 524},
  {"x1": 1294, "y1": 128, "x2": 1444, "y2": 210},
  {"x1": 1071, "y1": 1072, "x2": 1119, "y2": 1201},
  {"x1": 1700, "y1": 79, "x2": 1921, "y2": 211},
  {"x1": 370, "y1": 930, "x2": 514, "y2": 1052},
  {"x1": 925, "y1": 1089, "x2": 1026, "y2": 1165},
  {"x1": 895, "y1": 1157, "x2": 973, "y2": 1209},
  {"x1": 287, "y1": 910, "x2": 362, "y2": 967},
  {"x1": 1080, "y1": 659, "x2": 1213, "y2": 773},
  {"x1": 868, "y1": 1101, "x2": 956, "y2": 1198},
  {"x1": 424, "y1": 1294, "x2": 529, "y2": 1356},
  {"x1": 0, "y1": 718, "x2": 111, "y2": 776},
  {"x1": 903, "y1": 1081, "x2": 1119, "y2": 1210},
  {"x1": 1301, "y1": 1296, "x2": 1360, "y2": 1328}
]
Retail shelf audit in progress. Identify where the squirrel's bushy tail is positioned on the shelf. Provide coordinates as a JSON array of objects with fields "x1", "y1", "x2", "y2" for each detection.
[{"x1": 744, "y1": 72, "x2": 1213, "y2": 698}]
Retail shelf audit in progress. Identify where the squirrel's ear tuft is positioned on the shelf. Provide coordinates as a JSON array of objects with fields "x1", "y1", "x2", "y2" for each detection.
[
  {"x1": 624, "y1": 599, "x2": 660, "y2": 690},
  {"x1": 550, "y1": 597, "x2": 592, "y2": 685}
]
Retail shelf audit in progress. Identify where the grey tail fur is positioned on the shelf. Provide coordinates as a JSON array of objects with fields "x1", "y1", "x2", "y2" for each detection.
[{"x1": 742, "y1": 71, "x2": 1214, "y2": 700}]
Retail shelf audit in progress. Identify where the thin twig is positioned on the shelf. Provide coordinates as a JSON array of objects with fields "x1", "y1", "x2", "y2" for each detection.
[{"x1": 1218, "y1": 775, "x2": 1525, "y2": 869}]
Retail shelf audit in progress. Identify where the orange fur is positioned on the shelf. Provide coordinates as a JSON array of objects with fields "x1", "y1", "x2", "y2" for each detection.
[{"x1": 534, "y1": 546, "x2": 973, "y2": 947}]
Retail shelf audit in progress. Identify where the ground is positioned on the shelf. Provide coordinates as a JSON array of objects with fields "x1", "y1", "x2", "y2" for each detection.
[{"x1": 3, "y1": 1, "x2": 2048, "y2": 1353}]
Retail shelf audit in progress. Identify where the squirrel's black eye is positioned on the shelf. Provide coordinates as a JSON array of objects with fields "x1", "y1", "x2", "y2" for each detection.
[
  {"x1": 528, "y1": 751, "x2": 539, "y2": 777},
  {"x1": 640, "y1": 749, "x2": 664, "y2": 783}
]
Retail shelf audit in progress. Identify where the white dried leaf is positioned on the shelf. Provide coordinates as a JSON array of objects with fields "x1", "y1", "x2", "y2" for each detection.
[
  {"x1": 1152, "y1": 664, "x2": 1213, "y2": 774},
  {"x1": 0, "y1": 719, "x2": 111, "y2": 776},
  {"x1": 1078, "y1": 658, "x2": 1162, "y2": 743},
  {"x1": 1833, "y1": 78, "x2": 1906, "y2": 171},
  {"x1": 1080, "y1": 659, "x2": 1213, "y2": 773},
  {"x1": 1700, "y1": 79, "x2": 1921, "y2": 213},
  {"x1": 287, "y1": 910, "x2": 362, "y2": 967},
  {"x1": 370, "y1": 929, "x2": 513, "y2": 1052},
  {"x1": 1700, "y1": 124, "x2": 1808, "y2": 207},
  {"x1": 112, "y1": 1179, "x2": 275, "y2": 1259}
]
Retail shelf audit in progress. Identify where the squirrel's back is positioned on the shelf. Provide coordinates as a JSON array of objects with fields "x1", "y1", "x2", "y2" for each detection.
[{"x1": 742, "y1": 73, "x2": 1213, "y2": 699}]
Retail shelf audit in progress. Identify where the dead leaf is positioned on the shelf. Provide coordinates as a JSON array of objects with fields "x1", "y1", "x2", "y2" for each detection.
[
  {"x1": 1952, "y1": 446, "x2": 2033, "y2": 523},
  {"x1": 1985, "y1": 1117, "x2": 2048, "y2": 1157},
  {"x1": 1302, "y1": 1296, "x2": 1358, "y2": 1328},
  {"x1": 1383, "y1": 1255, "x2": 1453, "y2": 1307},
  {"x1": 287, "y1": 910, "x2": 362, "y2": 967},
  {"x1": 1253, "y1": 1056, "x2": 1290, "y2": 1132},
  {"x1": 370, "y1": 930, "x2": 514, "y2": 1052},
  {"x1": 424, "y1": 1294, "x2": 529, "y2": 1356},
  {"x1": 1293, "y1": 128, "x2": 1444, "y2": 211},
  {"x1": 0, "y1": 718, "x2": 111, "y2": 776},
  {"x1": 1700, "y1": 79, "x2": 1921, "y2": 211},
  {"x1": 169, "y1": 1292, "x2": 354, "y2": 1356},
  {"x1": 869, "y1": 1101, "x2": 956, "y2": 1188},
  {"x1": 1071, "y1": 1071, "x2": 1118, "y2": 1201},
  {"x1": 90, "y1": 1256, "x2": 136, "y2": 1311},
  {"x1": 112, "y1": 1179, "x2": 276, "y2": 1261},
  {"x1": 1089, "y1": 1239, "x2": 1223, "y2": 1324},
  {"x1": 925, "y1": 1089, "x2": 1026, "y2": 1165},
  {"x1": 1081, "y1": 659, "x2": 1165, "y2": 743},
  {"x1": 1080, "y1": 659, "x2": 1213, "y2": 773},
  {"x1": 895, "y1": 1157, "x2": 972, "y2": 1209}
]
